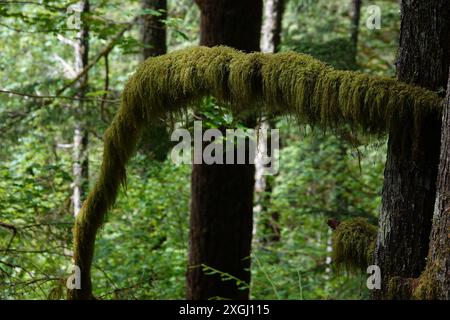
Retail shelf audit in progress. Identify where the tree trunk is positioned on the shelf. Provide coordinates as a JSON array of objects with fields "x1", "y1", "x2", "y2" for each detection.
[
  {"x1": 374, "y1": 0, "x2": 450, "y2": 299},
  {"x1": 187, "y1": 0, "x2": 262, "y2": 300},
  {"x1": 261, "y1": 0, "x2": 285, "y2": 53},
  {"x1": 72, "y1": 0, "x2": 90, "y2": 217},
  {"x1": 350, "y1": 0, "x2": 361, "y2": 59},
  {"x1": 423, "y1": 72, "x2": 450, "y2": 299},
  {"x1": 139, "y1": 0, "x2": 170, "y2": 161},
  {"x1": 254, "y1": 0, "x2": 285, "y2": 244},
  {"x1": 141, "y1": 0, "x2": 167, "y2": 59}
]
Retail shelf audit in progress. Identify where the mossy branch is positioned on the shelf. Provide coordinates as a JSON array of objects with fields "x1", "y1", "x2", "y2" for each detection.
[
  {"x1": 68, "y1": 46, "x2": 443, "y2": 299},
  {"x1": 331, "y1": 218, "x2": 377, "y2": 272}
]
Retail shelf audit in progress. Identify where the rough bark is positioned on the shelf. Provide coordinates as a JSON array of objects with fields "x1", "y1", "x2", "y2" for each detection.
[
  {"x1": 420, "y1": 73, "x2": 450, "y2": 299},
  {"x1": 67, "y1": 0, "x2": 91, "y2": 300},
  {"x1": 139, "y1": 0, "x2": 171, "y2": 161},
  {"x1": 141, "y1": 0, "x2": 167, "y2": 59},
  {"x1": 350, "y1": 0, "x2": 361, "y2": 62},
  {"x1": 72, "y1": 0, "x2": 90, "y2": 217},
  {"x1": 260, "y1": 0, "x2": 285, "y2": 53},
  {"x1": 187, "y1": 0, "x2": 262, "y2": 300},
  {"x1": 254, "y1": 0, "x2": 285, "y2": 244},
  {"x1": 374, "y1": 0, "x2": 450, "y2": 299}
]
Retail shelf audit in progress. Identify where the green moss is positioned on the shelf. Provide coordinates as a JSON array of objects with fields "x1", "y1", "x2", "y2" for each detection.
[
  {"x1": 412, "y1": 265, "x2": 440, "y2": 300},
  {"x1": 69, "y1": 46, "x2": 444, "y2": 299},
  {"x1": 332, "y1": 218, "x2": 377, "y2": 272}
]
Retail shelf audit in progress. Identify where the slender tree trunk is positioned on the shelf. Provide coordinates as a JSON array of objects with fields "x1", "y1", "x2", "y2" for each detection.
[
  {"x1": 187, "y1": 0, "x2": 263, "y2": 300},
  {"x1": 141, "y1": 0, "x2": 167, "y2": 59},
  {"x1": 423, "y1": 72, "x2": 450, "y2": 299},
  {"x1": 261, "y1": 0, "x2": 285, "y2": 53},
  {"x1": 350, "y1": 0, "x2": 361, "y2": 60},
  {"x1": 374, "y1": 0, "x2": 450, "y2": 299},
  {"x1": 139, "y1": 0, "x2": 170, "y2": 161},
  {"x1": 254, "y1": 0, "x2": 285, "y2": 244},
  {"x1": 72, "y1": 0, "x2": 90, "y2": 217}
]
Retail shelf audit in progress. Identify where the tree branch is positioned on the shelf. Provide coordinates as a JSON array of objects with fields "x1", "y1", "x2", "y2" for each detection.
[{"x1": 0, "y1": 89, "x2": 118, "y2": 103}]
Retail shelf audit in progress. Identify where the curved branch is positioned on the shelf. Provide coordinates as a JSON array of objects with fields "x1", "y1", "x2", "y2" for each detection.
[{"x1": 68, "y1": 46, "x2": 443, "y2": 299}]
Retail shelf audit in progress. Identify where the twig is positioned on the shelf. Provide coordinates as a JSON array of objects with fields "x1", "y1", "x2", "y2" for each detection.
[
  {"x1": 0, "y1": 89, "x2": 118, "y2": 103},
  {"x1": 0, "y1": 221, "x2": 17, "y2": 251},
  {"x1": 0, "y1": 221, "x2": 17, "y2": 233}
]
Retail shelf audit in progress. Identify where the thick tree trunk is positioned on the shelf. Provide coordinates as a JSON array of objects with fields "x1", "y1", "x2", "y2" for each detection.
[
  {"x1": 72, "y1": 0, "x2": 90, "y2": 217},
  {"x1": 424, "y1": 73, "x2": 450, "y2": 299},
  {"x1": 374, "y1": 0, "x2": 450, "y2": 299},
  {"x1": 139, "y1": 0, "x2": 170, "y2": 161},
  {"x1": 196, "y1": 1, "x2": 262, "y2": 52},
  {"x1": 187, "y1": 0, "x2": 262, "y2": 300},
  {"x1": 141, "y1": 0, "x2": 167, "y2": 59}
]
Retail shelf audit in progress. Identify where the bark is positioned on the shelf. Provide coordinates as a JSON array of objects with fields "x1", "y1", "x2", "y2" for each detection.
[
  {"x1": 260, "y1": 0, "x2": 285, "y2": 53},
  {"x1": 374, "y1": 0, "x2": 450, "y2": 299},
  {"x1": 424, "y1": 73, "x2": 450, "y2": 299},
  {"x1": 187, "y1": 0, "x2": 262, "y2": 300},
  {"x1": 139, "y1": 0, "x2": 170, "y2": 161},
  {"x1": 196, "y1": 0, "x2": 262, "y2": 51},
  {"x1": 350, "y1": 0, "x2": 361, "y2": 63},
  {"x1": 72, "y1": 0, "x2": 90, "y2": 217},
  {"x1": 141, "y1": 0, "x2": 167, "y2": 59},
  {"x1": 254, "y1": 0, "x2": 285, "y2": 244}
]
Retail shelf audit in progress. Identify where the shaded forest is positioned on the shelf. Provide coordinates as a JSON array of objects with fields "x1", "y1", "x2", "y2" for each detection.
[{"x1": 0, "y1": 0, "x2": 449, "y2": 301}]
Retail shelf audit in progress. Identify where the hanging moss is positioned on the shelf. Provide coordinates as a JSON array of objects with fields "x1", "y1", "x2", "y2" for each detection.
[
  {"x1": 69, "y1": 46, "x2": 444, "y2": 299},
  {"x1": 332, "y1": 218, "x2": 377, "y2": 272}
]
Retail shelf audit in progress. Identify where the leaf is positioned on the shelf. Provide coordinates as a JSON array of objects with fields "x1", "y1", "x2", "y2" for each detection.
[{"x1": 173, "y1": 30, "x2": 189, "y2": 41}]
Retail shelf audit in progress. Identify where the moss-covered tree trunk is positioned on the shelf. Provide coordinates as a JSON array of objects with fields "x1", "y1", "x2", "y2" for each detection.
[
  {"x1": 187, "y1": 0, "x2": 262, "y2": 300},
  {"x1": 374, "y1": 0, "x2": 450, "y2": 299},
  {"x1": 416, "y1": 72, "x2": 450, "y2": 300},
  {"x1": 139, "y1": 0, "x2": 171, "y2": 161}
]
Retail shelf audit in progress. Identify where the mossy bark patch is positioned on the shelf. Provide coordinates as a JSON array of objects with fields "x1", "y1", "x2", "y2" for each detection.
[{"x1": 332, "y1": 218, "x2": 377, "y2": 272}]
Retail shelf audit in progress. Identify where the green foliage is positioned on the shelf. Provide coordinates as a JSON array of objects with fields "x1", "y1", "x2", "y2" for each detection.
[{"x1": 91, "y1": 156, "x2": 191, "y2": 299}]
